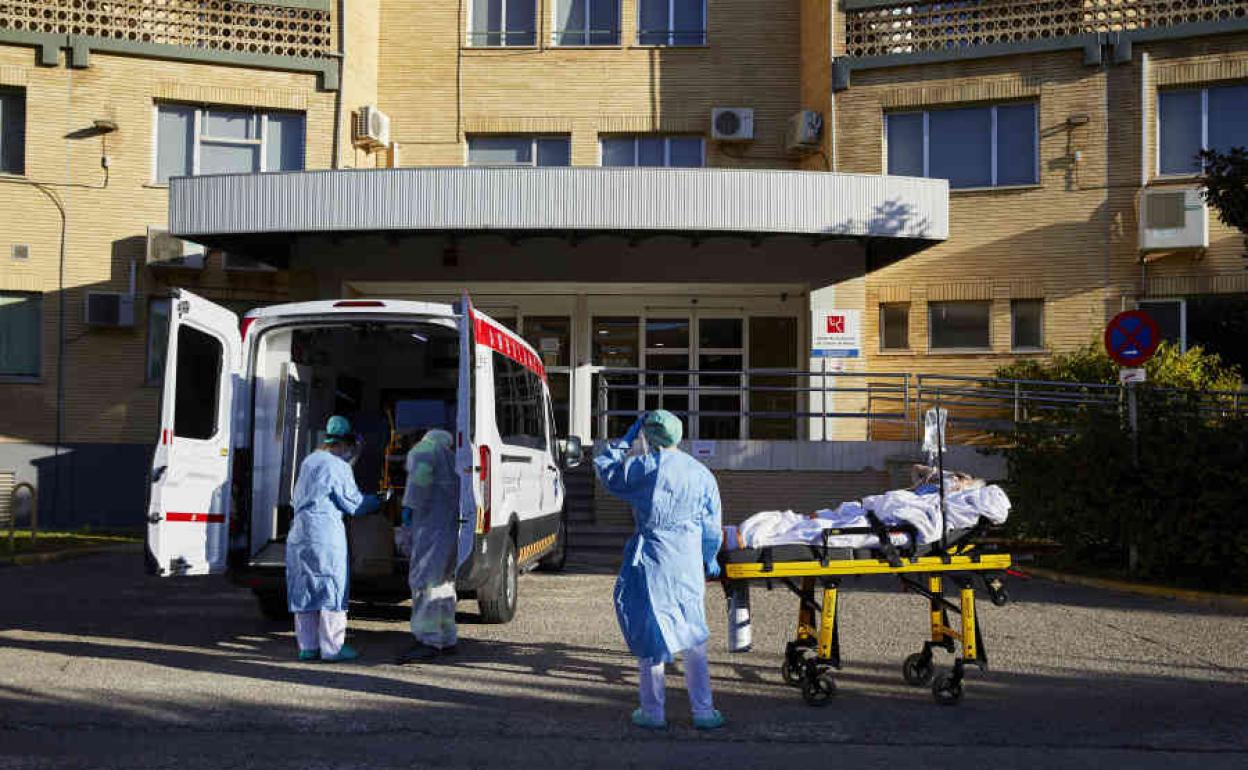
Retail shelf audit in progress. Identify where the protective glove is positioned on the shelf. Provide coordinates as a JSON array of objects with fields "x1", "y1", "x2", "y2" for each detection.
[
  {"x1": 705, "y1": 559, "x2": 722, "y2": 579},
  {"x1": 356, "y1": 494, "x2": 382, "y2": 516},
  {"x1": 622, "y1": 414, "x2": 647, "y2": 445},
  {"x1": 401, "y1": 506, "x2": 413, "y2": 527}
]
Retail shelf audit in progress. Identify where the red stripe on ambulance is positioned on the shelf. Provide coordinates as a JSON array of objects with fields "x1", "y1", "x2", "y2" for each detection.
[{"x1": 166, "y1": 512, "x2": 226, "y2": 524}]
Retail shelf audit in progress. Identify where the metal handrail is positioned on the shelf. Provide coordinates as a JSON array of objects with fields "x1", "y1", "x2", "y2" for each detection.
[{"x1": 590, "y1": 366, "x2": 1246, "y2": 440}]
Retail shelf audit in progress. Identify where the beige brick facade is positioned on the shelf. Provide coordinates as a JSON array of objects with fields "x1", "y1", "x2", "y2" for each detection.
[{"x1": 1, "y1": 2, "x2": 1247, "y2": 522}]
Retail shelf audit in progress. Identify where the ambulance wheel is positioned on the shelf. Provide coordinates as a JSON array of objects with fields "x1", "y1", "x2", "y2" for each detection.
[
  {"x1": 255, "y1": 591, "x2": 290, "y2": 621},
  {"x1": 801, "y1": 668, "x2": 837, "y2": 706},
  {"x1": 479, "y1": 538, "x2": 518, "y2": 624},
  {"x1": 902, "y1": 652, "x2": 935, "y2": 686},
  {"x1": 932, "y1": 673, "x2": 964, "y2": 705},
  {"x1": 537, "y1": 511, "x2": 567, "y2": 572}
]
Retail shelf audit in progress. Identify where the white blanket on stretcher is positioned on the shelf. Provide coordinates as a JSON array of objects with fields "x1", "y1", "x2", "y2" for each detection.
[{"x1": 737, "y1": 486, "x2": 1011, "y2": 550}]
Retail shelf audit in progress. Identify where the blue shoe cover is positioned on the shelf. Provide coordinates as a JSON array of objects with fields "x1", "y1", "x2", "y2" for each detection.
[
  {"x1": 297, "y1": 649, "x2": 320, "y2": 662},
  {"x1": 693, "y1": 710, "x2": 726, "y2": 730},
  {"x1": 322, "y1": 644, "x2": 359, "y2": 663},
  {"x1": 630, "y1": 708, "x2": 667, "y2": 730}
]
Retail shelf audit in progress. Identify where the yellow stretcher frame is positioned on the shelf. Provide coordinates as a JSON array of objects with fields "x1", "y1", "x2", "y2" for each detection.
[{"x1": 722, "y1": 551, "x2": 1013, "y2": 706}]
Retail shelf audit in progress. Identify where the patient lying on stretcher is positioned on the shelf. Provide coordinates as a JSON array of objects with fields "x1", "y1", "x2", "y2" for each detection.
[{"x1": 733, "y1": 467, "x2": 1010, "y2": 551}]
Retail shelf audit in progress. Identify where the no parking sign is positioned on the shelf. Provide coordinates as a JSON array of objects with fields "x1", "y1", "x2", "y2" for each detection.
[{"x1": 1104, "y1": 310, "x2": 1160, "y2": 367}]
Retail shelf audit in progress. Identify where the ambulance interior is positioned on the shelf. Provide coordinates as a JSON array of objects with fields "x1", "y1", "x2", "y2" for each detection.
[{"x1": 247, "y1": 321, "x2": 460, "y2": 573}]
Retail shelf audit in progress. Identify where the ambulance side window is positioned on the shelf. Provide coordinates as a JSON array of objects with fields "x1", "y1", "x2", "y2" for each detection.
[
  {"x1": 174, "y1": 325, "x2": 223, "y2": 440},
  {"x1": 492, "y1": 352, "x2": 547, "y2": 451}
]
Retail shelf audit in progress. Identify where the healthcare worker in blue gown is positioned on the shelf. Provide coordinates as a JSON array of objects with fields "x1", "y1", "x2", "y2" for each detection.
[
  {"x1": 594, "y1": 410, "x2": 726, "y2": 730},
  {"x1": 286, "y1": 415, "x2": 382, "y2": 662},
  {"x1": 397, "y1": 428, "x2": 461, "y2": 663}
]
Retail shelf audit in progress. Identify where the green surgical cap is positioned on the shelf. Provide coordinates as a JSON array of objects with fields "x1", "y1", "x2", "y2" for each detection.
[
  {"x1": 324, "y1": 415, "x2": 352, "y2": 444},
  {"x1": 423, "y1": 428, "x2": 454, "y2": 450},
  {"x1": 642, "y1": 410, "x2": 683, "y2": 448}
]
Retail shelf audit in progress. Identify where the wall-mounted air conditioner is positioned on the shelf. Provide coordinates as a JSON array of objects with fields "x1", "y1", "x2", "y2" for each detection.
[
  {"x1": 146, "y1": 227, "x2": 205, "y2": 270},
  {"x1": 1139, "y1": 188, "x2": 1208, "y2": 252},
  {"x1": 85, "y1": 292, "x2": 136, "y2": 328},
  {"x1": 353, "y1": 105, "x2": 391, "y2": 150},
  {"x1": 711, "y1": 107, "x2": 754, "y2": 142},
  {"x1": 786, "y1": 110, "x2": 824, "y2": 154}
]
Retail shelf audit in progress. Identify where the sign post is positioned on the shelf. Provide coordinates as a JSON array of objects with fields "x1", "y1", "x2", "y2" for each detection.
[
  {"x1": 1104, "y1": 310, "x2": 1160, "y2": 574},
  {"x1": 811, "y1": 308, "x2": 861, "y2": 441}
]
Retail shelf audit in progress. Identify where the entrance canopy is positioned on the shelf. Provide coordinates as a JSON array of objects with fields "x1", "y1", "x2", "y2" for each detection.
[{"x1": 168, "y1": 167, "x2": 948, "y2": 258}]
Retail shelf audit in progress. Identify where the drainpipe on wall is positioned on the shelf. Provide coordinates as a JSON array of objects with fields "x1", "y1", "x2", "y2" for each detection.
[
  {"x1": 331, "y1": 0, "x2": 347, "y2": 169},
  {"x1": 1138, "y1": 51, "x2": 1151, "y2": 303}
]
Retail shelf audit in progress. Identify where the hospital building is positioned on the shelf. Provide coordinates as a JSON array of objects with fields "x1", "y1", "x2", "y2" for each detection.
[{"x1": 2, "y1": 1, "x2": 1247, "y2": 527}]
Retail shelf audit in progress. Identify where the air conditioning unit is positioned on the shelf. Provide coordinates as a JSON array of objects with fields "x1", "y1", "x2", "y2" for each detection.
[
  {"x1": 146, "y1": 227, "x2": 205, "y2": 270},
  {"x1": 711, "y1": 107, "x2": 754, "y2": 142},
  {"x1": 1139, "y1": 188, "x2": 1208, "y2": 252},
  {"x1": 353, "y1": 105, "x2": 391, "y2": 150},
  {"x1": 85, "y1": 292, "x2": 136, "y2": 328},
  {"x1": 786, "y1": 110, "x2": 824, "y2": 154},
  {"x1": 222, "y1": 252, "x2": 277, "y2": 272}
]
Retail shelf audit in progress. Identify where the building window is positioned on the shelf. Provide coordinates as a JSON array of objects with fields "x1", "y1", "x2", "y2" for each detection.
[
  {"x1": 467, "y1": 135, "x2": 571, "y2": 167},
  {"x1": 600, "y1": 136, "x2": 704, "y2": 167},
  {"x1": 155, "y1": 104, "x2": 305, "y2": 183},
  {"x1": 929, "y1": 301, "x2": 991, "y2": 350},
  {"x1": 1158, "y1": 83, "x2": 1248, "y2": 176},
  {"x1": 1011, "y1": 299, "x2": 1044, "y2": 351},
  {"x1": 638, "y1": 0, "x2": 706, "y2": 46},
  {"x1": 886, "y1": 103, "x2": 1038, "y2": 189},
  {"x1": 553, "y1": 0, "x2": 620, "y2": 45},
  {"x1": 468, "y1": 0, "x2": 537, "y2": 46},
  {"x1": 0, "y1": 88, "x2": 25, "y2": 175},
  {"x1": 492, "y1": 351, "x2": 547, "y2": 449},
  {"x1": 879, "y1": 303, "x2": 910, "y2": 351},
  {"x1": 0, "y1": 292, "x2": 40, "y2": 378},
  {"x1": 1138, "y1": 299, "x2": 1186, "y2": 351}
]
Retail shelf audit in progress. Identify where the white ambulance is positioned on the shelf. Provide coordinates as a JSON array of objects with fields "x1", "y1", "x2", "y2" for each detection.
[{"x1": 145, "y1": 290, "x2": 583, "y2": 623}]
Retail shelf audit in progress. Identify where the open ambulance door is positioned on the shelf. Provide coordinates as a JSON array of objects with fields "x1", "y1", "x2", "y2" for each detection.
[
  {"x1": 145, "y1": 290, "x2": 242, "y2": 577},
  {"x1": 455, "y1": 292, "x2": 479, "y2": 572}
]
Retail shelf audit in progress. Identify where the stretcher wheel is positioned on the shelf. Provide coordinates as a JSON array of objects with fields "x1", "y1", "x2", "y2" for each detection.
[
  {"x1": 902, "y1": 653, "x2": 935, "y2": 687},
  {"x1": 931, "y1": 673, "x2": 964, "y2": 705},
  {"x1": 781, "y1": 657, "x2": 805, "y2": 687},
  {"x1": 801, "y1": 668, "x2": 837, "y2": 707},
  {"x1": 989, "y1": 586, "x2": 1010, "y2": 607}
]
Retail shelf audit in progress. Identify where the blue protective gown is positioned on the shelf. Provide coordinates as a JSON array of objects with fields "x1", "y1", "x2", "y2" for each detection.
[
  {"x1": 286, "y1": 450, "x2": 368, "y2": 613},
  {"x1": 595, "y1": 442, "x2": 723, "y2": 663},
  {"x1": 403, "y1": 431, "x2": 460, "y2": 589}
]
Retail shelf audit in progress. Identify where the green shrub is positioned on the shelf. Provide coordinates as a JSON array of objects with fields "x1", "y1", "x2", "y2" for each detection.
[{"x1": 994, "y1": 344, "x2": 1247, "y2": 592}]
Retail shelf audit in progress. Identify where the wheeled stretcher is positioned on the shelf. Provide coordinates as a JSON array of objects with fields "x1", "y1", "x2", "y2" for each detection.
[{"x1": 718, "y1": 519, "x2": 1012, "y2": 706}]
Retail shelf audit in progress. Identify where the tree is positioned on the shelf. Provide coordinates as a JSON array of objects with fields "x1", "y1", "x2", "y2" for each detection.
[{"x1": 1199, "y1": 147, "x2": 1248, "y2": 257}]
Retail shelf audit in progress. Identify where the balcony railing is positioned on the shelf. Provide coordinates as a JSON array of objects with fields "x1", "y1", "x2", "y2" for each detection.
[
  {"x1": 843, "y1": 0, "x2": 1248, "y2": 59},
  {"x1": 0, "y1": 0, "x2": 334, "y2": 60}
]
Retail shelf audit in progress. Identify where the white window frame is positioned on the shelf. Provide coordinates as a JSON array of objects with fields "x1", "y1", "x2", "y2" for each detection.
[
  {"x1": 0, "y1": 291, "x2": 42, "y2": 381},
  {"x1": 637, "y1": 0, "x2": 707, "y2": 47},
  {"x1": 152, "y1": 104, "x2": 303, "y2": 184},
  {"x1": 927, "y1": 300, "x2": 993, "y2": 352},
  {"x1": 1153, "y1": 84, "x2": 1248, "y2": 178},
  {"x1": 884, "y1": 103, "x2": 1040, "y2": 189},
  {"x1": 1009, "y1": 298, "x2": 1045, "y2": 352},
  {"x1": 0, "y1": 86, "x2": 25, "y2": 176},
  {"x1": 465, "y1": 135, "x2": 572, "y2": 167},
  {"x1": 467, "y1": 0, "x2": 537, "y2": 47},
  {"x1": 551, "y1": 0, "x2": 621, "y2": 46},
  {"x1": 598, "y1": 135, "x2": 705, "y2": 167},
  {"x1": 1137, "y1": 298, "x2": 1187, "y2": 352}
]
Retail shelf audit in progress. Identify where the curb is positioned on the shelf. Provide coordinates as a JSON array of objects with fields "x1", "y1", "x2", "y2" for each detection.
[
  {"x1": 2, "y1": 542, "x2": 141, "y2": 568},
  {"x1": 1026, "y1": 567, "x2": 1248, "y2": 612}
]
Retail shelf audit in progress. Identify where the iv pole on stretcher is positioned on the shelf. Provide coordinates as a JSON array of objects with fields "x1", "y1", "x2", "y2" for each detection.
[{"x1": 716, "y1": 395, "x2": 1014, "y2": 706}]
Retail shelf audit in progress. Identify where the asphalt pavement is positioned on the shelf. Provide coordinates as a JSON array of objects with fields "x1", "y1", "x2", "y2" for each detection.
[{"x1": 1, "y1": 550, "x2": 1245, "y2": 769}]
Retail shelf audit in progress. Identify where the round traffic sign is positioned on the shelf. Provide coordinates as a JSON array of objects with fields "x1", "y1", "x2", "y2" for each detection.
[{"x1": 1104, "y1": 310, "x2": 1160, "y2": 367}]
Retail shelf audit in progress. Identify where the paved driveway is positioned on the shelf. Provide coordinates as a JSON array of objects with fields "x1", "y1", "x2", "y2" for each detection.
[{"x1": 1, "y1": 551, "x2": 1245, "y2": 769}]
